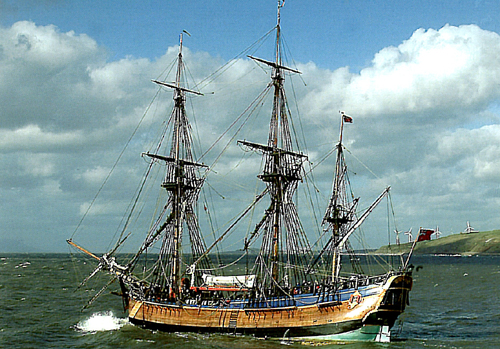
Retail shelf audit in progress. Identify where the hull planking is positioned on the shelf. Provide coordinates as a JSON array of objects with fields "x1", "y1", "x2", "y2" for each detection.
[{"x1": 123, "y1": 274, "x2": 411, "y2": 342}]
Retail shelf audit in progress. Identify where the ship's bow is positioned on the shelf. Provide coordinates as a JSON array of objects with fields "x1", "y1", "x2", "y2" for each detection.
[{"x1": 362, "y1": 273, "x2": 413, "y2": 341}]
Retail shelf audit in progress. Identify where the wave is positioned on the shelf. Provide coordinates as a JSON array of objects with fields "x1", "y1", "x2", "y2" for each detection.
[{"x1": 75, "y1": 311, "x2": 128, "y2": 333}]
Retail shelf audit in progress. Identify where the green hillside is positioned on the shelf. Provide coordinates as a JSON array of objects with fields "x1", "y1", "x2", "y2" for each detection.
[{"x1": 375, "y1": 229, "x2": 500, "y2": 255}]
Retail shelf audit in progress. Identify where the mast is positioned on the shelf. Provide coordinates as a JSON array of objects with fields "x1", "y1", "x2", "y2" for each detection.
[
  {"x1": 144, "y1": 32, "x2": 209, "y2": 300},
  {"x1": 239, "y1": 0, "x2": 312, "y2": 296},
  {"x1": 319, "y1": 112, "x2": 390, "y2": 284},
  {"x1": 332, "y1": 113, "x2": 348, "y2": 281},
  {"x1": 321, "y1": 112, "x2": 356, "y2": 282},
  {"x1": 270, "y1": 0, "x2": 283, "y2": 290},
  {"x1": 171, "y1": 31, "x2": 184, "y2": 299}
]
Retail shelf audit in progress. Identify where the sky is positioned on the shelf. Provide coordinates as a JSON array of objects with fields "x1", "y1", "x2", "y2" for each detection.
[{"x1": 1, "y1": 0, "x2": 500, "y2": 253}]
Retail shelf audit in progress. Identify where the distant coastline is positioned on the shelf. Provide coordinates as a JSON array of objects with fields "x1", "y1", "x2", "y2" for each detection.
[{"x1": 375, "y1": 229, "x2": 500, "y2": 256}]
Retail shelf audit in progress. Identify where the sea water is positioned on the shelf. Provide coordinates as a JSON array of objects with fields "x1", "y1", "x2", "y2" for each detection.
[{"x1": 0, "y1": 254, "x2": 498, "y2": 348}]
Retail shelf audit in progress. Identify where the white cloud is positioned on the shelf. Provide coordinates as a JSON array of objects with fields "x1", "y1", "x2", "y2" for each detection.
[
  {"x1": 79, "y1": 200, "x2": 125, "y2": 216},
  {"x1": 437, "y1": 125, "x2": 500, "y2": 182},
  {"x1": 1, "y1": 20, "x2": 500, "y2": 252},
  {"x1": 342, "y1": 24, "x2": 500, "y2": 117},
  {"x1": 0, "y1": 124, "x2": 84, "y2": 152},
  {"x1": 18, "y1": 153, "x2": 56, "y2": 177},
  {"x1": 0, "y1": 21, "x2": 99, "y2": 67},
  {"x1": 78, "y1": 166, "x2": 111, "y2": 185}
]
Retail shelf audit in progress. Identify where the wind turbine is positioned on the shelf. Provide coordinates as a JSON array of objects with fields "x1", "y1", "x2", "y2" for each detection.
[
  {"x1": 404, "y1": 228, "x2": 413, "y2": 243},
  {"x1": 434, "y1": 226, "x2": 441, "y2": 239},
  {"x1": 465, "y1": 221, "x2": 475, "y2": 234},
  {"x1": 394, "y1": 230, "x2": 400, "y2": 245}
]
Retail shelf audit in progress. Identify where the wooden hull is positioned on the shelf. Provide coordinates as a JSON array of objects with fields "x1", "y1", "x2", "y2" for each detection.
[{"x1": 123, "y1": 274, "x2": 412, "y2": 342}]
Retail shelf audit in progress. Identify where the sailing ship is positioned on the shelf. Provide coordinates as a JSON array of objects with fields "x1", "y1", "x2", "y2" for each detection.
[{"x1": 68, "y1": 2, "x2": 414, "y2": 343}]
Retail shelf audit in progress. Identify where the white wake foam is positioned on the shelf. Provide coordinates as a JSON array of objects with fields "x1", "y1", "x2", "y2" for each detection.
[{"x1": 76, "y1": 311, "x2": 128, "y2": 333}]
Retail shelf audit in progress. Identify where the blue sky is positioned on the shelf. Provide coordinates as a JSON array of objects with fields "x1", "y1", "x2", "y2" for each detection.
[
  {"x1": 1, "y1": 0, "x2": 500, "y2": 253},
  {"x1": 3, "y1": 0, "x2": 498, "y2": 70}
]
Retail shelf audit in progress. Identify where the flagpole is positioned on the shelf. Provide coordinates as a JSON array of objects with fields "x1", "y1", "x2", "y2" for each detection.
[{"x1": 339, "y1": 111, "x2": 345, "y2": 145}]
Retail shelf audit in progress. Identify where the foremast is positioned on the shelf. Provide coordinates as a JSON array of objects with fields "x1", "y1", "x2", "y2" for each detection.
[
  {"x1": 239, "y1": 1, "x2": 312, "y2": 298},
  {"x1": 67, "y1": 32, "x2": 217, "y2": 307}
]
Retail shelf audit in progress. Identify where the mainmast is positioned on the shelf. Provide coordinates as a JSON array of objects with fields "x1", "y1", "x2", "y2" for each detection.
[
  {"x1": 239, "y1": 0, "x2": 311, "y2": 296},
  {"x1": 269, "y1": 0, "x2": 284, "y2": 291},
  {"x1": 172, "y1": 31, "x2": 184, "y2": 299}
]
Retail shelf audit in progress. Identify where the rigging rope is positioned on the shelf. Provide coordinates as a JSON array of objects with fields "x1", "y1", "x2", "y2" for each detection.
[
  {"x1": 195, "y1": 27, "x2": 276, "y2": 91},
  {"x1": 198, "y1": 85, "x2": 272, "y2": 167},
  {"x1": 70, "y1": 88, "x2": 162, "y2": 241}
]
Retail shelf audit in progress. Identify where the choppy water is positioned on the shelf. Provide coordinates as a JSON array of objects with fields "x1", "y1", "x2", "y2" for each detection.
[{"x1": 0, "y1": 254, "x2": 498, "y2": 348}]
